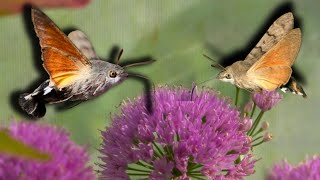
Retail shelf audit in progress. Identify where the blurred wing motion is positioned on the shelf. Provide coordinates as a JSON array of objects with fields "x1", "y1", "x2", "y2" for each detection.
[
  {"x1": 32, "y1": 8, "x2": 91, "y2": 90},
  {"x1": 244, "y1": 12, "x2": 294, "y2": 65},
  {"x1": 247, "y1": 28, "x2": 301, "y2": 91},
  {"x1": 68, "y1": 30, "x2": 98, "y2": 60}
]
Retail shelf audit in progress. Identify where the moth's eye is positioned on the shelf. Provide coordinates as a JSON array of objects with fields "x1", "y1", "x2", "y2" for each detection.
[
  {"x1": 109, "y1": 70, "x2": 117, "y2": 78},
  {"x1": 225, "y1": 74, "x2": 231, "y2": 79}
]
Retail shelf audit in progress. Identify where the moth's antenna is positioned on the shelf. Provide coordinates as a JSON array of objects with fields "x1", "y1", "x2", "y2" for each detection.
[
  {"x1": 116, "y1": 49, "x2": 124, "y2": 65},
  {"x1": 203, "y1": 54, "x2": 225, "y2": 70},
  {"x1": 124, "y1": 59, "x2": 156, "y2": 68}
]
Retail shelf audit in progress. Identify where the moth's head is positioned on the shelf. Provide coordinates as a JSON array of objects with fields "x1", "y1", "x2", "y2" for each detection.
[
  {"x1": 106, "y1": 64, "x2": 128, "y2": 84},
  {"x1": 217, "y1": 67, "x2": 235, "y2": 84},
  {"x1": 106, "y1": 48, "x2": 154, "y2": 84}
]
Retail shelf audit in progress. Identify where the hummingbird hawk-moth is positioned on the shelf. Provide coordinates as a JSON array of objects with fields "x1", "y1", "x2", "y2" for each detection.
[
  {"x1": 19, "y1": 8, "x2": 154, "y2": 118},
  {"x1": 214, "y1": 12, "x2": 306, "y2": 97}
]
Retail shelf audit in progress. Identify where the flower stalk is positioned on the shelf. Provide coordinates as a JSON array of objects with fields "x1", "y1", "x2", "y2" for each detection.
[{"x1": 248, "y1": 110, "x2": 265, "y2": 136}]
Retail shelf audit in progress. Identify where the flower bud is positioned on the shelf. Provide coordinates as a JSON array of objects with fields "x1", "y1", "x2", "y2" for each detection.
[
  {"x1": 244, "y1": 100, "x2": 254, "y2": 113},
  {"x1": 240, "y1": 118, "x2": 253, "y2": 132},
  {"x1": 252, "y1": 90, "x2": 283, "y2": 111},
  {"x1": 263, "y1": 132, "x2": 273, "y2": 142},
  {"x1": 261, "y1": 121, "x2": 269, "y2": 130}
]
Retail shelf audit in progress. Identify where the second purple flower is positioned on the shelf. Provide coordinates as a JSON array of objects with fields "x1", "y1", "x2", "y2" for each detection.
[{"x1": 100, "y1": 86, "x2": 255, "y2": 179}]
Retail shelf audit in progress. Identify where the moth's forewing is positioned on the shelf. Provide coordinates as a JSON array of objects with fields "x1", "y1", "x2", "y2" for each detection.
[
  {"x1": 31, "y1": 8, "x2": 91, "y2": 89},
  {"x1": 42, "y1": 48, "x2": 90, "y2": 89},
  {"x1": 244, "y1": 12, "x2": 294, "y2": 66}
]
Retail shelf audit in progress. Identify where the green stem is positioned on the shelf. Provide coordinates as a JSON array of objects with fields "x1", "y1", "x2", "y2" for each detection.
[
  {"x1": 127, "y1": 173, "x2": 150, "y2": 176},
  {"x1": 188, "y1": 171, "x2": 202, "y2": 175},
  {"x1": 136, "y1": 161, "x2": 153, "y2": 170},
  {"x1": 252, "y1": 136, "x2": 263, "y2": 143},
  {"x1": 252, "y1": 140, "x2": 264, "y2": 147},
  {"x1": 189, "y1": 164, "x2": 202, "y2": 171},
  {"x1": 164, "y1": 146, "x2": 174, "y2": 160},
  {"x1": 250, "y1": 103, "x2": 256, "y2": 118},
  {"x1": 187, "y1": 163, "x2": 195, "y2": 171},
  {"x1": 249, "y1": 110, "x2": 264, "y2": 136},
  {"x1": 188, "y1": 173, "x2": 204, "y2": 177},
  {"x1": 127, "y1": 167, "x2": 151, "y2": 173},
  {"x1": 152, "y1": 141, "x2": 164, "y2": 157},
  {"x1": 188, "y1": 174, "x2": 206, "y2": 180},
  {"x1": 235, "y1": 87, "x2": 240, "y2": 106},
  {"x1": 151, "y1": 145, "x2": 161, "y2": 159},
  {"x1": 252, "y1": 128, "x2": 263, "y2": 137}
]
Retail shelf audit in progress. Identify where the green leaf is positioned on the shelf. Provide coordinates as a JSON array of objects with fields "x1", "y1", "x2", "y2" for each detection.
[{"x1": 0, "y1": 130, "x2": 51, "y2": 161}]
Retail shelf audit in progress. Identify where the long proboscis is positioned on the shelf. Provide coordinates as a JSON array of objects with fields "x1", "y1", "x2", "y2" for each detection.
[
  {"x1": 128, "y1": 73, "x2": 150, "y2": 81},
  {"x1": 195, "y1": 77, "x2": 217, "y2": 86},
  {"x1": 203, "y1": 54, "x2": 225, "y2": 70},
  {"x1": 123, "y1": 59, "x2": 156, "y2": 68}
]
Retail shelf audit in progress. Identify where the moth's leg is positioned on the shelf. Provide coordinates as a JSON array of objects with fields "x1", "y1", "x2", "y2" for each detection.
[
  {"x1": 47, "y1": 94, "x2": 74, "y2": 104},
  {"x1": 93, "y1": 81, "x2": 106, "y2": 96}
]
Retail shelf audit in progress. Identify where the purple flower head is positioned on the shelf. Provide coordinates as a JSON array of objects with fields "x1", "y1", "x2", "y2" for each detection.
[
  {"x1": 0, "y1": 121, "x2": 94, "y2": 180},
  {"x1": 99, "y1": 86, "x2": 255, "y2": 179},
  {"x1": 268, "y1": 156, "x2": 320, "y2": 180},
  {"x1": 252, "y1": 90, "x2": 283, "y2": 111}
]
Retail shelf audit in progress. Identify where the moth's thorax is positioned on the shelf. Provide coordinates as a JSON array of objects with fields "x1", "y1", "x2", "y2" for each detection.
[
  {"x1": 234, "y1": 78, "x2": 259, "y2": 91},
  {"x1": 229, "y1": 61, "x2": 251, "y2": 76}
]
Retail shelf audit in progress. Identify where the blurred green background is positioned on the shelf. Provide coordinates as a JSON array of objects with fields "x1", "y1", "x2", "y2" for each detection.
[{"x1": 0, "y1": 0, "x2": 319, "y2": 179}]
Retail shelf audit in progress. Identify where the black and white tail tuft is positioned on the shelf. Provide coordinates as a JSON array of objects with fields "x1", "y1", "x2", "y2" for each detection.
[{"x1": 18, "y1": 93, "x2": 46, "y2": 118}]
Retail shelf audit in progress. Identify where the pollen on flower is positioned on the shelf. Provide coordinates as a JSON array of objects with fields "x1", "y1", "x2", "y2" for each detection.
[{"x1": 99, "y1": 86, "x2": 256, "y2": 179}]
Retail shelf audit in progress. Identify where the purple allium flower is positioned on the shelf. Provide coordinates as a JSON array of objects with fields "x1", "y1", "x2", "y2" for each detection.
[
  {"x1": 99, "y1": 86, "x2": 255, "y2": 179},
  {"x1": 268, "y1": 156, "x2": 320, "y2": 180},
  {"x1": 0, "y1": 121, "x2": 94, "y2": 180},
  {"x1": 252, "y1": 90, "x2": 283, "y2": 111}
]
